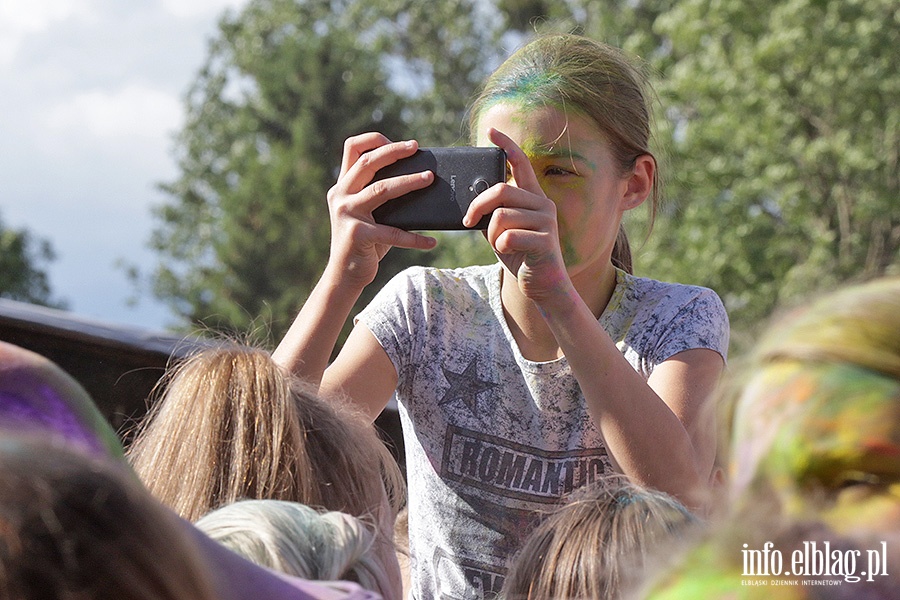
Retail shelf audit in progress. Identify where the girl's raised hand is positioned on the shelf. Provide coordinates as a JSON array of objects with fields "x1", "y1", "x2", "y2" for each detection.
[
  {"x1": 325, "y1": 133, "x2": 437, "y2": 289},
  {"x1": 464, "y1": 128, "x2": 571, "y2": 304}
]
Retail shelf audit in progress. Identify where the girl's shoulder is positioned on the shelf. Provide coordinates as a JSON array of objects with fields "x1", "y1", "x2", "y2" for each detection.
[
  {"x1": 615, "y1": 271, "x2": 726, "y2": 315},
  {"x1": 609, "y1": 271, "x2": 730, "y2": 363}
]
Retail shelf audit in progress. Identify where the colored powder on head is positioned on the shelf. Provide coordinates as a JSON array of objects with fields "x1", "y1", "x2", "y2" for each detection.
[
  {"x1": 0, "y1": 385, "x2": 108, "y2": 457},
  {"x1": 822, "y1": 484, "x2": 900, "y2": 534},
  {"x1": 731, "y1": 361, "x2": 900, "y2": 523},
  {"x1": 490, "y1": 71, "x2": 562, "y2": 106}
]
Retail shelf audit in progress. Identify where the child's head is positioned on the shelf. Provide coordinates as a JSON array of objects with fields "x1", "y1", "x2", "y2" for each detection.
[
  {"x1": 501, "y1": 476, "x2": 696, "y2": 600},
  {"x1": 469, "y1": 33, "x2": 660, "y2": 219},
  {"x1": 0, "y1": 433, "x2": 218, "y2": 600},
  {"x1": 0, "y1": 341, "x2": 125, "y2": 460},
  {"x1": 638, "y1": 278, "x2": 900, "y2": 599},
  {"x1": 126, "y1": 343, "x2": 404, "y2": 528},
  {"x1": 725, "y1": 277, "x2": 900, "y2": 531},
  {"x1": 197, "y1": 499, "x2": 397, "y2": 599},
  {"x1": 640, "y1": 516, "x2": 900, "y2": 599}
]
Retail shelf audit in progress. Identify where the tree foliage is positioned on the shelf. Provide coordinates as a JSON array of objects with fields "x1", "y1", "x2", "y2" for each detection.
[
  {"x1": 0, "y1": 211, "x2": 66, "y2": 308},
  {"x1": 631, "y1": 0, "x2": 899, "y2": 349}
]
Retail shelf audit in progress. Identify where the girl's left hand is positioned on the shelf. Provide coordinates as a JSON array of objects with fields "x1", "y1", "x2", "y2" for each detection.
[{"x1": 464, "y1": 128, "x2": 571, "y2": 304}]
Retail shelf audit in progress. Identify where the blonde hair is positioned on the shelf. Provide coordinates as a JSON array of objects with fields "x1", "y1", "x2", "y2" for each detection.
[
  {"x1": 0, "y1": 434, "x2": 218, "y2": 600},
  {"x1": 126, "y1": 343, "x2": 404, "y2": 528},
  {"x1": 197, "y1": 500, "x2": 394, "y2": 598},
  {"x1": 501, "y1": 476, "x2": 696, "y2": 600}
]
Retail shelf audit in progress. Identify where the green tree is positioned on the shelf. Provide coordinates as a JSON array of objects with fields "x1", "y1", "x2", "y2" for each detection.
[
  {"x1": 347, "y1": 0, "x2": 507, "y2": 144},
  {"x1": 0, "y1": 212, "x2": 66, "y2": 308},
  {"x1": 626, "y1": 0, "x2": 899, "y2": 351},
  {"x1": 154, "y1": 0, "x2": 900, "y2": 353}
]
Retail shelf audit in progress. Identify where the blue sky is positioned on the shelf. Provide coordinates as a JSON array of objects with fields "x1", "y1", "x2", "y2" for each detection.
[{"x1": 1, "y1": 0, "x2": 249, "y2": 331}]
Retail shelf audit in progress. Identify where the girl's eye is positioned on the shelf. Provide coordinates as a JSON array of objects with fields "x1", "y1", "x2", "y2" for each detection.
[
  {"x1": 544, "y1": 166, "x2": 573, "y2": 177},
  {"x1": 834, "y1": 472, "x2": 884, "y2": 490}
]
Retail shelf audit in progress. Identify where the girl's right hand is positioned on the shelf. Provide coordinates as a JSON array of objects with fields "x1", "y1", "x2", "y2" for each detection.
[{"x1": 324, "y1": 133, "x2": 437, "y2": 289}]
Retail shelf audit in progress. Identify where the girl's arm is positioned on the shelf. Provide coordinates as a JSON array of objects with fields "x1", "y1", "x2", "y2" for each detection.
[
  {"x1": 273, "y1": 133, "x2": 434, "y2": 408},
  {"x1": 538, "y1": 292, "x2": 723, "y2": 510},
  {"x1": 466, "y1": 128, "x2": 724, "y2": 510}
]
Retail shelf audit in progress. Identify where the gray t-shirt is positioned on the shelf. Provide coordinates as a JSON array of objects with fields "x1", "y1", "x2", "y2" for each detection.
[{"x1": 357, "y1": 263, "x2": 729, "y2": 600}]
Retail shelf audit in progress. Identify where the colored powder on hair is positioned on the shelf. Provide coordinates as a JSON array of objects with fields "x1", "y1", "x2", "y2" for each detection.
[{"x1": 0, "y1": 379, "x2": 111, "y2": 458}]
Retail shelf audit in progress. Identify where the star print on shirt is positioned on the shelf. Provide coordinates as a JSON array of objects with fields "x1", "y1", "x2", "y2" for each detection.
[{"x1": 438, "y1": 357, "x2": 498, "y2": 416}]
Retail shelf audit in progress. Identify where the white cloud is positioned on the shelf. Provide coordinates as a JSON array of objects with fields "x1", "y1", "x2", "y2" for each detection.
[
  {"x1": 0, "y1": 0, "x2": 91, "y2": 30},
  {"x1": 0, "y1": 0, "x2": 93, "y2": 65},
  {"x1": 158, "y1": 0, "x2": 246, "y2": 20},
  {"x1": 0, "y1": 0, "x2": 235, "y2": 330},
  {"x1": 45, "y1": 83, "x2": 183, "y2": 140}
]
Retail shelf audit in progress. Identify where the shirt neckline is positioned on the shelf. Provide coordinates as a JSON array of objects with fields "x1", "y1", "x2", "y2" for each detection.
[{"x1": 486, "y1": 264, "x2": 629, "y2": 373}]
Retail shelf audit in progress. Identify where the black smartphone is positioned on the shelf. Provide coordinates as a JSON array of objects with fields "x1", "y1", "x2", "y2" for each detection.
[{"x1": 371, "y1": 147, "x2": 507, "y2": 231}]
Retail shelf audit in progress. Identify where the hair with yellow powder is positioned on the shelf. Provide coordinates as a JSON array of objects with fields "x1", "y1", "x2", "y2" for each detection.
[
  {"x1": 639, "y1": 277, "x2": 900, "y2": 599},
  {"x1": 753, "y1": 276, "x2": 900, "y2": 380},
  {"x1": 724, "y1": 276, "x2": 900, "y2": 499}
]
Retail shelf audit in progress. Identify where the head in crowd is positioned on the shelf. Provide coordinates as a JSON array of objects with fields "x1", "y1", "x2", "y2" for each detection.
[
  {"x1": 0, "y1": 343, "x2": 387, "y2": 600},
  {"x1": 197, "y1": 499, "x2": 396, "y2": 599},
  {"x1": 393, "y1": 506, "x2": 412, "y2": 600},
  {"x1": 0, "y1": 340, "x2": 124, "y2": 460},
  {"x1": 501, "y1": 476, "x2": 697, "y2": 600},
  {"x1": 725, "y1": 276, "x2": 900, "y2": 529},
  {"x1": 639, "y1": 277, "x2": 900, "y2": 598},
  {"x1": 126, "y1": 343, "x2": 404, "y2": 527},
  {"x1": 469, "y1": 34, "x2": 662, "y2": 275},
  {"x1": 0, "y1": 433, "x2": 218, "y2": 600}
]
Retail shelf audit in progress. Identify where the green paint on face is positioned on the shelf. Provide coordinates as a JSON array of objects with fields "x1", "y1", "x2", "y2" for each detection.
[
  {"x1": 558, "y1": 228, "x2": 580, "y2": 265},
  {"x1": 476, "y1": 100, "x2": 612, "y2": 269}
]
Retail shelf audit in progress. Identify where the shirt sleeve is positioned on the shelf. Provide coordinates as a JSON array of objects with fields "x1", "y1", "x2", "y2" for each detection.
[
  {"x1": 354, "y1": 267, "x2": 425, "y2": 377},
  {"x1": 652, "y1": 286, "x2": 730, "y2": 364}
]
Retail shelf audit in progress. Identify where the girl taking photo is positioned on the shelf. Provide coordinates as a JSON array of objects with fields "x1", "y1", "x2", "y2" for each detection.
[{"x1": 274, "y1": 33, "x2": 729, "y2": 600}]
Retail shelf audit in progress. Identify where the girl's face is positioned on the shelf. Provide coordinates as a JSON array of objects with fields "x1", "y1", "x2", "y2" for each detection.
[{"x1": 475, "y1": 102, "x2": 646, "y2": 277}]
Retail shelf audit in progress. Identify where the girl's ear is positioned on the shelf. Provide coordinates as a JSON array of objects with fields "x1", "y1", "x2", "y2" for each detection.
[{"x1": 621, "y1": 154, "x2": 655, "y2": 210}]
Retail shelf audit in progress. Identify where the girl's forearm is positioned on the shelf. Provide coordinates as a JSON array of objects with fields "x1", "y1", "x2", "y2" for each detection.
[
  {"x1": 272, "y1": 268, "x2": 366, "y2": 388},
  {"x1": 537, "y1": 291, "x2": 707, "y2": 508}
]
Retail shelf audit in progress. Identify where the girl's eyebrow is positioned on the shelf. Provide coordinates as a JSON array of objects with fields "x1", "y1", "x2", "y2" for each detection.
[
  {"x1": 526, "y1": 147, "x2": 598, "y2": 175},
  {"x1": 527, "y1": 147, "x2": 589, "y2": 163}
]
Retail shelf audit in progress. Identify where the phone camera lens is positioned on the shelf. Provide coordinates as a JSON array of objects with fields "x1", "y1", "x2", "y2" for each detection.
[{"x1": 472, "y1": 178, "x2": 490, "y2": 195}]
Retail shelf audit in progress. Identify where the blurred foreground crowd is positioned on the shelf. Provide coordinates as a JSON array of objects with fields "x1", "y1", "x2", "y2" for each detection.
[{"x1": 0, "y1": 275, "x2": 897, "y2": 599}]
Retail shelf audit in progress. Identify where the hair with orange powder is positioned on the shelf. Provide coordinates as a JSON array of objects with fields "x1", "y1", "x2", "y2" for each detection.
[
  {"x1": 638, "y1": 277, "x2": 900, "y2": 599},
  {"x1": 722, "y1": 276, "x2": 900, "y2": 498}
]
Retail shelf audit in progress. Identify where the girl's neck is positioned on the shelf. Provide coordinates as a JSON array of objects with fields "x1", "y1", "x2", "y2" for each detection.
[{"x1": 499, "y1": 263, "x2": 619, "y2": 362}]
